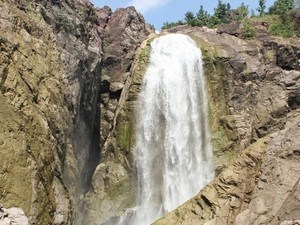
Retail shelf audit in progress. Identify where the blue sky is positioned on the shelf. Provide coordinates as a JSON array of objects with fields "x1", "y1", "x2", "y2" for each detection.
[{"x1": 90, "y1": 0, "x2": 276, "y2": 30}]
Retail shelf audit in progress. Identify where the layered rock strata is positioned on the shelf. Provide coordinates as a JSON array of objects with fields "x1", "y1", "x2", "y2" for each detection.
[{"x1": 0, "y1": 0, "x2": 151, "y2": 224}]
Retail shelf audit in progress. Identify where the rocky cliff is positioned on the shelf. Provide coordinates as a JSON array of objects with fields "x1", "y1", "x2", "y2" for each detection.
[
  {"x1": 1, "y1": 0, "x2": 299, "y2": 224},
  {"x1": 84, "y1": 20, "x2": 300, "y2": 224},
  {"x1": 0, "y1": 0, "x2": 151, "y2": 224},
  {"x1": 152, "y1": 26, "x2": 300, "y2": 225}
]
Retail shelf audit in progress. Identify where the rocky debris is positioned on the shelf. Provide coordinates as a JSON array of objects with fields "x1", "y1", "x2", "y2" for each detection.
[{"x1": 0, "y1": 206, "x2": 29, "y2": 225}]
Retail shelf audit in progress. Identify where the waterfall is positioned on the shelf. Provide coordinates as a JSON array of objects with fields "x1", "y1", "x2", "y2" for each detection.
[{"x1": 117, "y1": 33, "x2": 214, "y2": 225}]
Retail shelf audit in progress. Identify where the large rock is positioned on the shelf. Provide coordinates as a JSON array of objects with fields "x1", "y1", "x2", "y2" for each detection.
[
  {"x1": 100, "y1": 6, "x2": 152, "y2": 148},
  {"x1": 85, "y1": 35, "x2": 154, "y2": 225},
  {"x1": 0, "y1": 206, "x2": 29, "y2": 225},
  {"x1": 82, "y1": 6, "x2": 153, "y2": 224}
]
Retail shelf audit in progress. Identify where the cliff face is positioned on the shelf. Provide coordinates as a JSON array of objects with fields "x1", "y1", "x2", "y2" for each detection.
[
  {"x1": 0, "y1": 1, "x2": 74, "y2": 223},
  {"x1": 1, "y1": 0, "x2": 299, "y2": 224},
  {"x1": 84, "y1": 5, "x2": 152, "y2": 225},
  {"x1": 0, "y1": 0, "x2": 151, "y2": 224}
]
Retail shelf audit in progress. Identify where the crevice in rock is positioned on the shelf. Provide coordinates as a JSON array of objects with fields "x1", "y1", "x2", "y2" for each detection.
[
  {"x1": 80, "y1": 103, "x2": 101, "y2": 193},
  {"x1": 288, "y1": 92, "x2": 300, "y2": 109}
]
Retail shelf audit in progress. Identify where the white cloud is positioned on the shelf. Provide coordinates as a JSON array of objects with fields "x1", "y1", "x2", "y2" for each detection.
[{"x1": 126, "y1": 0, "x2": 170, "y2": 14}]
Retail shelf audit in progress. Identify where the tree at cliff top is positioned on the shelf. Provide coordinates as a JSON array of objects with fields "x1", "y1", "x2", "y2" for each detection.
[
  {"x1": 163, "y1": 1, "x2": 251, "y2": 29},
  {"x1": 268, "y1": 0, "x2": 298, "y2": 37},
  {"x1": 162, "y1": 0, "x2": 298, "y2": 37},
  {"x1": 214, "y1": 0, "x2": 231, "y2": 23},
  {"x1": 269, "y1": 0, "x2": 294, "y2": 17},
  {"x1": 257, "y1": 0, "x2": 267, "y2": 16},
  {"x1": 226, "y1": 3, "x2": 250, "y2": 22}
]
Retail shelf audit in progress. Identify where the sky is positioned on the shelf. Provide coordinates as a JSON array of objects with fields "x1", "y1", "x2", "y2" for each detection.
[{"x1": 90, "y1": 0, "x2": 276, "y2": 30}]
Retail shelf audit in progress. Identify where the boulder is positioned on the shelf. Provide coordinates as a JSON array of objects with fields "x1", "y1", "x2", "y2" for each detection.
[
  {"x1": 217, "y1": 21, "x2": 240, "y2": 36},
  {"x1": 0, "y1": 206, "x2": 29, "y2": 225}
]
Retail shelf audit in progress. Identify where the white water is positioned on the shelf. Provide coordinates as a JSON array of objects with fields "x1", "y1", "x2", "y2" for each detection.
[{"x1": 117, "y1": 34, "x2": 214, "y2": 225}]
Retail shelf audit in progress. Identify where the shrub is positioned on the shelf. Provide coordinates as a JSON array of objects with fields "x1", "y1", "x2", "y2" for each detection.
[
  {"x1": 240, "y1": 20, "x2": 257, "y2": 39},
  {"x1": 57, "y1": 14, "x2": 75, "y2": 32},
  {"x1": 269, "y1": 20, "x2": 295, "y2": 37}
]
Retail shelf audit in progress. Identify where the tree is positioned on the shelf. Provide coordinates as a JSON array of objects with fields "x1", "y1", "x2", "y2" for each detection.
[
  {"x1": 185, "y1": 11, "x2": 195, "y2": 24},
  {"x1": 196, "y1": 5, "x2": 211, "y2": 26},
  {"x1": 227, "y1": 3, "x2": 231, "y2": 10},
  {"x1": 269, "y1": 0, "x2": 294, "y2": 16},
  {"x1": 214, "y1": 0, "x2": 230, "y2": 22},
  {"x1": 161, "y1": 20, "x2": 185, "y2": 29},
  {"x1": 238, "y1": 2, "x2": 250, "y2": 19},
  {"x1": 226, "y1": 3, "x2": 249, "y2": 22},
  {"x1": 257, "y1": 0, "x2": 266, "y2": 16}
]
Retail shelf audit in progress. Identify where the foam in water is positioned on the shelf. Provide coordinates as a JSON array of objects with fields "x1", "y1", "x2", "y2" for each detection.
[{"x1": 117, "y1": 33, "x2": 214, "y2": 225}]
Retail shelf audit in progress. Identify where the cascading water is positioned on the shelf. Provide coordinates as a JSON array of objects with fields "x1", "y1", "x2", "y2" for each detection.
[{"x1": 117, "y1": 33, "x2": 214, "y2": 225}]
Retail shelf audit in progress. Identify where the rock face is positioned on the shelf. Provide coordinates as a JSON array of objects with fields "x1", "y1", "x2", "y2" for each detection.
[
  {"x1": 1, "y1": 0, "x2": 299, "y2": 224},
  {"x1": 85, "y1": 33, "x2": 154, "y2": 225},
  {"x1": 100, "y1": 6, "x2": 152, "y2": 148},
  {"x1": 0, "y1": 0, "x2": 151, "y2": 224},
  {"x1": 152, "y1": 26, "x2": 300, "y2": 225},
  {"x1": 0, "y1": 206, "x2": 29, "y2": 225}
]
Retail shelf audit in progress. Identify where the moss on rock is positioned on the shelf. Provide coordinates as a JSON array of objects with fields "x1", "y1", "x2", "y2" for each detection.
[{"x1": 189, "y1": 35, "x2": 234, "y2": 164}]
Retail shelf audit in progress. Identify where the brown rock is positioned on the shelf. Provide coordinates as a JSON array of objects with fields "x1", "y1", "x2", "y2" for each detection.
[{"x1": 217, "y1": 21, "x2": 240, "y2": 36}]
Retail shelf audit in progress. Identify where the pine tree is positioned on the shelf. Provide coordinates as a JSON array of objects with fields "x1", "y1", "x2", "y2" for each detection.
[
  {"x1": 214, "y1": 0, "x2": 229, "y2": 22},
  {"x1": 196, "y1": 6, "x2": 211, "y2": 26},
  {"x1": 226, "y1": 3, "x2": 249, "y2": 22},
  {"x1": 257, "y1": 0, "x2": 266, "y2": 16},
  {"x1": 185, "y1": 11, "x2": 195, "y2": 23}
]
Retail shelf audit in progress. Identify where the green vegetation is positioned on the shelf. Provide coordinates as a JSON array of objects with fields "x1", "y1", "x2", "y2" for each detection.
[
  {"x1": 57, "y1": 14, "x2": 75, "y2": 32},
  {"x1": 162, "y1": 1, "x2": 247, "y2": 29},
  {"x1": 161, "y1": 21, "x2": 185, "y2": 29},
  {"x1": 25, "y1": 2, "x2": 34, "y2": 12},
  {"x1": 269, "y1": 0, "x2": 294, "y2": 17},
  {"x1": 267, "y1": 0, "x2": 298, "y2": 37},
  {"x1": 269, "y1": 19, "x2": 295, "y2": 37},
  {"x1": 162, "y1": 0, "x2": 299, "y2": 37},
  {"x1": 118, "y1": 119, "x2": 133, "y2": 153},
  {"x1": 240, "y1": 20, "x2": 257, "y2": 39}
]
